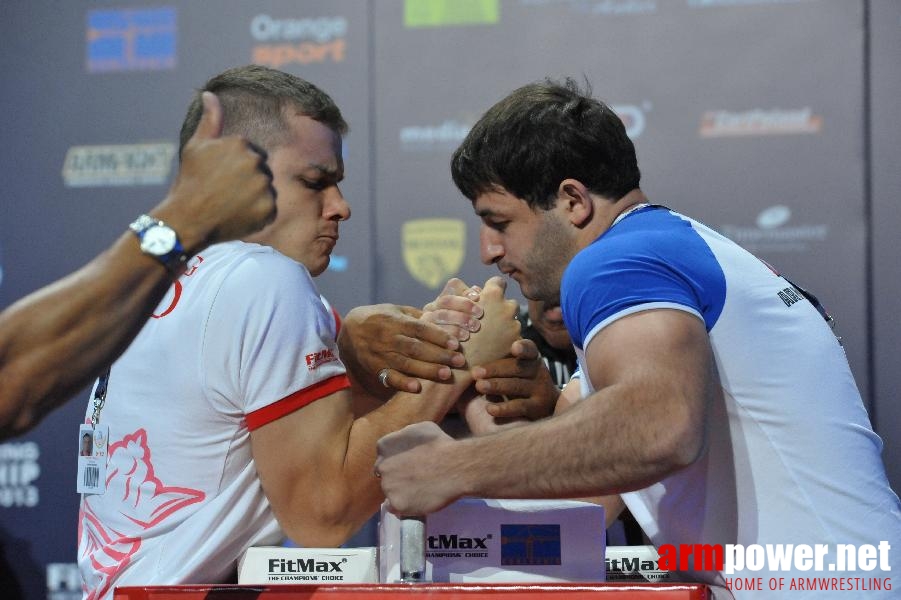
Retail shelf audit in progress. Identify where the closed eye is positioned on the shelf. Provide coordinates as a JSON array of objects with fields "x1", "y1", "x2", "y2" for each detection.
[
  {"x1": 302, "y1": 179, "x2": 328, "y2": 191},
  {"x1": 298, "y1": 167, "x2": 343, "y2": 191},
  {"x1": 485, "y1": 220, "x2": 509, "y2": 232},
  {"x1": 299, "y1": 176, "x2": 339, "y2": 192}
]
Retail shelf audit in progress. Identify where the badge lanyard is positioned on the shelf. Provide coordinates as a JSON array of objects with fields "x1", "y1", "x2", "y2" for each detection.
[{"x1": 77, "y1": 368, "x2": 111, "y2": 495}]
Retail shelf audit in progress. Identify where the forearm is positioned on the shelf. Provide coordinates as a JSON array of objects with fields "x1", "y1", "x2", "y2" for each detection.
[
  {"x1": 435, "y1": 387, "x2": 699, "y2": 503},
  {"x1": 349, "y1": 372, "x2": 473, "y2": 500},
  {"x1": 0, "y1": 183, "x2": 249, "y2": 439},
  {"x1": 0, "y1": 233, "x2": 176, "y2": 437},
  {"x1": 297, "y1": 372, "x2": 474, "y2": 545}
]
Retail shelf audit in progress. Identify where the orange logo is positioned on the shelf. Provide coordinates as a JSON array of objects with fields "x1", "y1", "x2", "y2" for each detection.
[{"x1": 250, "y1": 14, "x2": 347, "y2": 68}]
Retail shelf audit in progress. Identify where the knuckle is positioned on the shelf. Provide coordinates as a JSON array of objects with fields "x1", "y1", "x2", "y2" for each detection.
[
  {"x1": 398, "y1": 338, "x2": 419, "y2": 359},
  {"x1": 518, "y1": 361, "x2": 539, "y2": 377},
  {"x1": 392, "y1": 355, "x2": 412, "y2": 372}
]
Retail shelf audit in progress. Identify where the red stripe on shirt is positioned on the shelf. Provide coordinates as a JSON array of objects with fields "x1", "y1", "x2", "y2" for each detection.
[
  {"x1": 246, "y1": 374, "x2": 351, "y2": 431},
  {"x1": 331, "y1": 307, "x2": 342, "y2": 336}
]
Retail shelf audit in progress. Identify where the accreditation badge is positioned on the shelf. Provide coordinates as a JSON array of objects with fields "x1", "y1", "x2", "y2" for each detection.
[{"x1": 77, "y1": 423, "x2": 109, "y2": 495}]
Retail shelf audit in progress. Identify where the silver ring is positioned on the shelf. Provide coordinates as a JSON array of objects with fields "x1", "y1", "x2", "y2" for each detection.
[{"x1": 378, "y1": 368, "x2": 391, "y2": 388}]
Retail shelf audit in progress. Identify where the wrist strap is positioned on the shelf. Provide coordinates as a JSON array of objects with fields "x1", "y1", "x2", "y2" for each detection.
[{"x1": 129, "y1": 214, "x2": 188, "y2": 274}]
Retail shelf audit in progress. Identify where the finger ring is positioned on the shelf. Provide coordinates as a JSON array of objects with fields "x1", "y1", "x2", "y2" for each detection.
[
  {"x1": 374, "y1": 469, "x2": 382, "y2": 478},
  {"x1": 378, "y1": 368, "x2": 391, "y2": 388}
]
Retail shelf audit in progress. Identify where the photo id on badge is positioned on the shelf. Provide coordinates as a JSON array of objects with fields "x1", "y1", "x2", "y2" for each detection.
[{"x1": 77, "y1": 423, "x2": 109, "y2": 495}]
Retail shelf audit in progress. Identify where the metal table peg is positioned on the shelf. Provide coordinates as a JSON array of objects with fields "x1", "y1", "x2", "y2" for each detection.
[{"x1": 399, "y1": 516, "x2": 428, "y2": 583}]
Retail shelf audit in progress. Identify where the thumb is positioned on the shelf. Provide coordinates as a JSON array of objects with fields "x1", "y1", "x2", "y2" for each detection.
[
  {"x1": 511, "y1": 338, "x2": 539, "y2": 360},
  {"x1": 193, "y1": 91, "x2": 223, "y2": 140},
  {"x1": 480, "y1": 275, "x2": 508, "y2": 300}
]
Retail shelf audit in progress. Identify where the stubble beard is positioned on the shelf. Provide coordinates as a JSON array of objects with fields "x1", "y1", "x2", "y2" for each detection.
[{"x1": 520, "y1": 213, "x2": 575, "y2": 305}]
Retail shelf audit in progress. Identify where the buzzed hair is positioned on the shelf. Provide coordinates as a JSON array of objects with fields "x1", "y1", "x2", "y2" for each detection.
[{"x1": 178, "y1": 64, "x2": 348, "y2": 160}]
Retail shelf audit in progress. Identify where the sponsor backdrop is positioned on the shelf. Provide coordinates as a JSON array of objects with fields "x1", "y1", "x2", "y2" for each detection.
[{"x1": 0, "y1": 0, "x2": 897, "y2": 598}]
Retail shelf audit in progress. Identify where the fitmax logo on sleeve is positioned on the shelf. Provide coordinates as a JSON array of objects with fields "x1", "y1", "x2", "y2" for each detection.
[{"x1": 306, "y1": 349, "x2": 338, "y2": 371}]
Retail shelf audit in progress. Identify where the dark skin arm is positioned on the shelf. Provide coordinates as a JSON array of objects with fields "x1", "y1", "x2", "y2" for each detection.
[
  {"x1": 0, "y1": 92, "x2": 276, "y2": 439},
  {"x1": 338, "y1": 278, "x2": 483, "y2": 399},
  {"x1": 470, "y1": 338, "x2": 559, "y2": 421},
  {"x1": 338, "y1": 303, "x2": 471, "y2": 398}
]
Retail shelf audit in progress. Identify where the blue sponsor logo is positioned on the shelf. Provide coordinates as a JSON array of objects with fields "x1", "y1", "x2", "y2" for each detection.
[
  {"x1": 87, "y1": 7, "x2": 177, "y2": 73},
  {"x1": 500, "y1": 524, "x2": 562, "y2": 566}
]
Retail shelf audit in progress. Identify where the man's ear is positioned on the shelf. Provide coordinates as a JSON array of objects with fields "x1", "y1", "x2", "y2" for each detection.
[{"x1": 557, "y1": 179, "x2": 594, "y2": 227}]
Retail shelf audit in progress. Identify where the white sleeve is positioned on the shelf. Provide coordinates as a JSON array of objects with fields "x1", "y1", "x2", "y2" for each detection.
[{"x1": 201, "y1": 251, "x2": 348, "y2": 427}]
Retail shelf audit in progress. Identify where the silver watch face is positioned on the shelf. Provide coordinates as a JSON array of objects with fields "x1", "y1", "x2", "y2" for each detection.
[{"x1": 141, "y1": 225, "x2": 177, "y2": 256}]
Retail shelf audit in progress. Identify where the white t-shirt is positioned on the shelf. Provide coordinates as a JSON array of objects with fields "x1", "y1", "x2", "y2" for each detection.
[
  {"x1": 562, "y1": 206, "x2": 901, "y2": 598},
  {"x1": 78, "y1": 241, "x2": 349, "y2": 599}
]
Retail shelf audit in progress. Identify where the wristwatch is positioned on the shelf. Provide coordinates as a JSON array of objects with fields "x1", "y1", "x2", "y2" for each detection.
[{"x1": 129, "y1": 214, "x2": 188, "y2": 273}]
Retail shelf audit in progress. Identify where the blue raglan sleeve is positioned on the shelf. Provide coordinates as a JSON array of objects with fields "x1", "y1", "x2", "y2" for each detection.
[{"x1": 561, "y1": 213, "x2": 726, "y2": 351}]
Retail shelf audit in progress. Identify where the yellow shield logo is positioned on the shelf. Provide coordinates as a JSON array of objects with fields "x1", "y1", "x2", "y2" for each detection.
[{"x1": 402, "y1": 218, "x2": 466, "y2": 289}]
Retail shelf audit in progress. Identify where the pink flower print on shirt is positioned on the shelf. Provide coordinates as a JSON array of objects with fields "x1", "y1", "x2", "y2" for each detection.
[{"x1": 79, "y1": 429, "x2": 205, "y2": 599}]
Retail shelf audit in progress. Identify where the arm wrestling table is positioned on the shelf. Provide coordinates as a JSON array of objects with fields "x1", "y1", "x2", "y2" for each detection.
[{"x1": 114, "y1": 583, "x2": 711, "y2": 600}]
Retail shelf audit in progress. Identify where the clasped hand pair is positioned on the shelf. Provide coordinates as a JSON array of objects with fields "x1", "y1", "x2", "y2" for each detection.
[{"x1": 340, "y1": 276, "x2": 559, "y2": 422}]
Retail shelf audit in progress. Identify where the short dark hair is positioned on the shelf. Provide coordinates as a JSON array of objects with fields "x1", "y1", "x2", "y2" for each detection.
[
  {"x1": 451, "y1": 78, "x2": 640, "y2": 209},
  {"x1": 178, "y1": 65, "x2": 348, "y2": 160}
]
